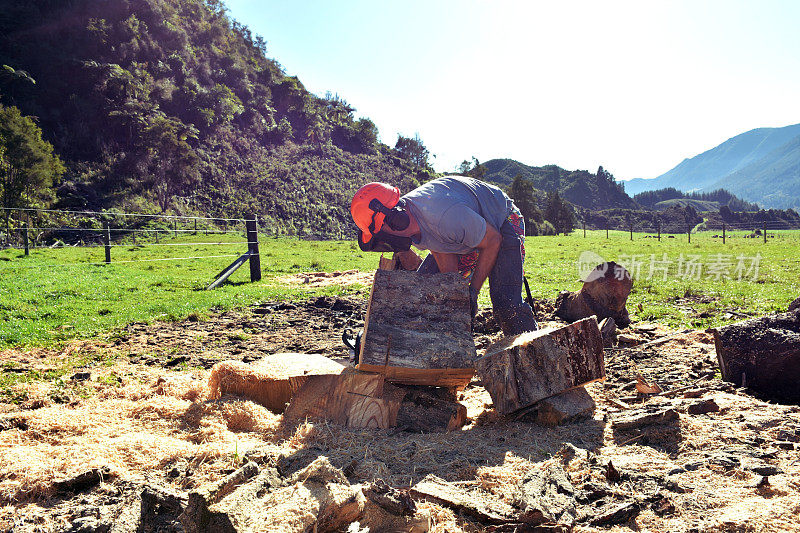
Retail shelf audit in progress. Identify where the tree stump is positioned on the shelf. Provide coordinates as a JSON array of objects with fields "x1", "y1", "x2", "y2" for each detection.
[
  {"x1": 712, "y1": 310, "x2": 800, "y2": 402},
  {"x1": 207, "y1": 354, "x2": 345, "y2": 413},
  {"x1": 555, "y1": 262, "x2": 632, "y2": 327},
  {"x1": 358, "y1": 270, "x2": 477, "y2": 389},
  {"x1": 476, "y1": 317, "x2": 605, "y2": 415}
]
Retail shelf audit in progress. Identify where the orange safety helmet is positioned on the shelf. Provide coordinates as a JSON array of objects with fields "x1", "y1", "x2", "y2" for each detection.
[{"x1": 350, "y1": 182, "x2": 401, "y2": 245}]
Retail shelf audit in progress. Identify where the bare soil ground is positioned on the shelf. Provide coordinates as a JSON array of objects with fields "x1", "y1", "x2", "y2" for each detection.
[{"x1": 1, "y1": 292, "x2": 799, "y2": 532}]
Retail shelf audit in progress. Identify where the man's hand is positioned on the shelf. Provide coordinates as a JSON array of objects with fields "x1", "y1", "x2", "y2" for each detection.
[{"x1": 470, "y1": 285, "x2": 480, "y2": 319}]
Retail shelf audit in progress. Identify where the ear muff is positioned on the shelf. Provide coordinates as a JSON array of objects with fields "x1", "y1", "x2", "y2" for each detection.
[
  {"x1": 384, "y1": 207, "x2": 410, "y2": 231},
  {"x1": 368, "y1": 198, "x2": 410, "y2": 231}
]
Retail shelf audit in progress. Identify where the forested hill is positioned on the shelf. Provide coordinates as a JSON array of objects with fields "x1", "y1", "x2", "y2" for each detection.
[
  {"x1": 0, "y1": 0, "x2": 425, "y2": 236},
  {"x1": 481, "y1": 158, "x2": 639, "y2": 211}
]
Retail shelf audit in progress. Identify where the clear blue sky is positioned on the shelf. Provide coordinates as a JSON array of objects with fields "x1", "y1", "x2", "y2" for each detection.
[{"x1": 224, "y1": 0, "x2": 800, "y2": 180}]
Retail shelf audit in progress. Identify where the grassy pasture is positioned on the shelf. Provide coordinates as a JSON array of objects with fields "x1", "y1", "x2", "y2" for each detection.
[{"x1": 1, "y1": 229, "x2": 798, "y2": 348}]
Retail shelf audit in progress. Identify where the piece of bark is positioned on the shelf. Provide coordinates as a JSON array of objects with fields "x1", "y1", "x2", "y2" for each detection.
[
  {"x1": 476, "y1": 317, "x2": 605, "y2": 415},
  {"x1": 358, "y1": 270, "x2": 477, "y2": 389},
  {"x1": 611, "y1": 406, "x2": 679, "y2": 430},
  {"x1": 513, "y1": 462, "x2": 576, "y2": 526},
  {"x1": 712, "y1": 310, "x2": 800, "y2": 402},
  {"x1": 410, "y1": 475, "x2": 517, "y2": 525},
  {"x1": 555, "y1": 262, "x2": 632, "y2": 327},
  {"x1": 361, "y1": 481, "x2": 431, "y2": 533},
  {"x1": 599, "y1": 317, "x2": 617, "y2": 347},
  {"x1": 635, "y1": 374, "x2": 662, "y2": 394},
  {"x1": 140, "y1": 485, "x2": 188, "y2": 533},
  {"x1": 486, "y1": 524, "x2": 572, "y2": 533},
  {"x1": 53, "y1": 466, "x2": 113, "y2": 494},
  {"x1": 207, "y1": 354, "x2": 345, "y2": 413},
  {"x1": 182, "y1": 458, "x2": 364, "y2": 533},
  {"x1": 590, "y1": 501, "x2": 640, "y2": 526},
  {"x1": 284, "y1": 370, "x2": 468, "y2": 432},
  {"x1": 521, "y1": 387, "x2": 596, "y2": 427},
  {"x1": 687, "y1": 399, "x2": 720, "y2": 415}
]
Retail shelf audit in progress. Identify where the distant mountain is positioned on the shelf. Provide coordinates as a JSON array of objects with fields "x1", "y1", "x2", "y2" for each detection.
[
  {"x1": 710, "y1": 134, "x2": 800, "y2": 209},
  {"x1": 625, "y1": 123, "x2": 800, "y2": 201},
  {"x1": 482, "y1": 159, "x2": 638, "y2": 211}
]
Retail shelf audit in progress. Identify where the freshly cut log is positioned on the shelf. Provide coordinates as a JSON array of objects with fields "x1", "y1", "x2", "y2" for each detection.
[
  {"x1": 476, "y1": 317, "x2": 605, "y2": 415},
  {"x1": 283, "y1": 367, "x2": 398, "y2": 429},
  {"x1": 358, "y1": 270, "x2": 477, "y2": 389},
  {"x1": 555, "y1": 261, "x2": 632, "y2": 327},
  {"x1": 284, "y1": 369, "x2": 468, "y2": 432},
  {"x1": 712, "y1": 310, "x2": 800, "y2": 402},
  {"x1": 207, "y1": 353, "x2": 345, "y2": 413}
]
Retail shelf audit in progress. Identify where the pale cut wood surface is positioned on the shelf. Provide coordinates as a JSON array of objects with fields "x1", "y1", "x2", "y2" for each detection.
[
  {"x1": 207, "y1": 353, "x2": 345, "y2": 413},
  {"x1": 476, "y1": 317, "x2": 605, "y2": 415},
  {"x1": 283, "y1": 367, "x2": 395, "y2": 428}
]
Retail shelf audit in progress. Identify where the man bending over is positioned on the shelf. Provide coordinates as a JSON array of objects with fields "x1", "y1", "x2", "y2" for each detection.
[{"x1": 350, "y1": 175, "x2": 538, "y2": 335}]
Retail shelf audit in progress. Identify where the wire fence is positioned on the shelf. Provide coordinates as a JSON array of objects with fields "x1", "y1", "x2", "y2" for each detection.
[
  {"x1": 575, "y1": 217, "x2": 800, "y2": 242},
  {"x1": 0, "y1": 207, "x2": 262, "y2": 287}
]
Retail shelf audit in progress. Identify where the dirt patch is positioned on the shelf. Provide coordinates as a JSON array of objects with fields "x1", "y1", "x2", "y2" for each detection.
[
  {"x1": 277, "y1": 269, "x2": 375, "y2": 288},
  {"x1": 1, "y1": 299, "x2": 799, "y2": 532}
]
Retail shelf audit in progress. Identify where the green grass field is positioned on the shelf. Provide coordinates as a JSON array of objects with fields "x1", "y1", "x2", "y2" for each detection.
[{"x1": 1, "y1": 229, "x2": 798, "y2": 348}]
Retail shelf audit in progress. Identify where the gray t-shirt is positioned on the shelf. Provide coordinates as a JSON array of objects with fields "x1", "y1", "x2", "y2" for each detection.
[{"x1": 401, "y1": 176, "x2": 515, "y2": 254}]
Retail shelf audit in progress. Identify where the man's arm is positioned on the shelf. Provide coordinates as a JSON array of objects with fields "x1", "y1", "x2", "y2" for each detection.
[
  {"x1": 469, "y1": 223, "x2": 502, "y2": 294},
  {"x1": 431, "y1": 251, "x2": 460, "y2": 273}
]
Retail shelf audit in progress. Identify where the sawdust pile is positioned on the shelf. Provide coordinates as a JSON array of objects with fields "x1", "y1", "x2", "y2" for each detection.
[
  {"x1": 277, "y1": 269, "x2": 374, "y2": 288},
  {"x1": 0, "y1": 367, "x2": 282, "y2": 503}
]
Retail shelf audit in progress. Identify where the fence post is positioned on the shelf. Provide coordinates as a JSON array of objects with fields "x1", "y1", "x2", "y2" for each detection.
[
  {"x1": 246, "y1": 214, "x2": 261, "y2": 282},
  {"x1": 155, "y1": 229, "x2": 159, "y2": 243},
  {"x1": 657, "y1": 220, "x2": 661, "y2": 241},
  {"x1": 26, "y1": 212, "x2": 32, "y2": 249},
  {"x1": 132, "y1": 229, "x2": 136, "y2": 246},
  {"x1": 606, "y1": 223, "x2": 609, "y2": 239},
  {"x1": 194, "y1": 218, "x2": 197, "y2": 235},
  {"x1": 687, "y1": 226, "x2": 691, "y2": 244},
  {"x1": 173, "y1": 219, "x2": 177, "y2": 239},
  {"x1": 763, "y1": 221, "x2": 767, "y2": 243},
  {"x1": 722, "y1": 222, "x2": 726, "y2": 244},
  {"x1": 104, "y1": 223, "x2": 111, "y2": 263},
  {"x1": 583, "y1": 221, "x2": 586, "y2": 238},
  {"x1": 23, "y1": 222, "x2": 29, "y2": 256},
  {"x1": 4, "y1": 215, "x2": 8, "y2": 246},
  {"x1": 629, "y1": 222, "x2": 633, "y2": 241}
]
